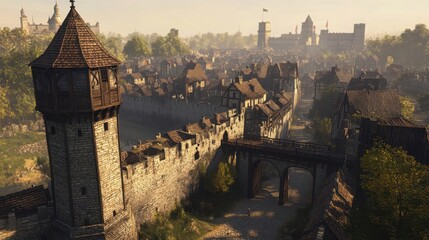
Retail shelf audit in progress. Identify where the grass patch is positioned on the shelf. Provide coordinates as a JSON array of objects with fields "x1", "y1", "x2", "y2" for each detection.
[
  {"x1": 139, "y1": 206, "x2": 215, "y2": 240},
  {"x1": 0, "y1": 132, "x2": 46, "y2": 187},
  {"x1": 278, "y1": 205, "x2": 312, "y2": 240}
]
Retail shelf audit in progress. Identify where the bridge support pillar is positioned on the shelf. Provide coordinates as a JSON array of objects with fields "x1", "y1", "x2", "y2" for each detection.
[
  {"x1": 311, "y1": 165, "x2": 317, "y2": 204},
  {"x1": 279, "y1": 170, "x2": 288, "y2": 205}
]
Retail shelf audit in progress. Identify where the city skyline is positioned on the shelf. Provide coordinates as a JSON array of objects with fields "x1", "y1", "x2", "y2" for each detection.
[{"x1": 2, "y1": 0, "x2": 429, "y2": 38}]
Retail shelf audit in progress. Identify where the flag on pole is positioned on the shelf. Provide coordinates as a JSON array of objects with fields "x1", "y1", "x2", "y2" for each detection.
[{"x1": 263, "y1": 8, "x2": 268, "y2": 12}]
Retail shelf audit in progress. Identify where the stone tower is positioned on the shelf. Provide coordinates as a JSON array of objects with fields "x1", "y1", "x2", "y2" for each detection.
[
  {"x1": 300, "y1": 15, "x2": 314, "y2": 45},
  {"x1": 29, "y1": 2, "x2": 136, "y2": 239},
  {"x1": 257, "y1": 21, "x2": 271, "y2": 50},
  {"x1": 353, "y1": 23, "x2": 366, "y2": 50},
  {"x1": 20, "y1": 7, "x2": 29, "y2": 34},
  {"x1": 48, "y1": 2, "x2": 62, "y2": 31}
]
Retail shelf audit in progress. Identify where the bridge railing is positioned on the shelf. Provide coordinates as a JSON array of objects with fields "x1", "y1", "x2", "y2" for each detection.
[{"x1": 243, "y1": 136, "x2": 332, "y2": 153}]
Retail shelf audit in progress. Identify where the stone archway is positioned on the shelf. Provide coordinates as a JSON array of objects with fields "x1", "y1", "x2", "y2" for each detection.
[
  {"x1": 280, "y1": 166, "x2": 314, "y2": 205},
  {"x1": 249, "y1": 160, "x2": 281, "y2": 201}
]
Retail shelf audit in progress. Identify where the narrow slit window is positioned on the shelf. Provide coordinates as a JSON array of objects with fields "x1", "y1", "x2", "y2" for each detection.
[
  {"x1": 104, "y1": 122, "x2": 109, "y2": 131},
  {"x1": 50, "y1": 126, "x2": 56, "y2": 135}
]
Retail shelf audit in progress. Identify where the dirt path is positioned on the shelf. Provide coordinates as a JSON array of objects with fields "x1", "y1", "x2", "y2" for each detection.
[
  {"x1": 288, "y1": 97, "x2": 314, "y2": 142},
  {"x1": 202, "y1": 169, "x2": 312, "y2": 239}
]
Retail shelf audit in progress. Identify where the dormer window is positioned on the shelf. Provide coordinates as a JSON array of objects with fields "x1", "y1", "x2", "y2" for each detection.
[{"x1": 250, "y1": 85, "x2": 255, "y2": 92}]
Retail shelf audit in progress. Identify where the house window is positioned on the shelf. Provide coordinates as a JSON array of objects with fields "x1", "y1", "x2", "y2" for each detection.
[
  {"x1": 77, "y1": 129, "x2": 83, "y2": 137},
  {"x1": 101, "y1": 69, "x2": 108, "y2": 83},
  {"x1": 81, "y1": 187, "x2": 86, "y2": 195},
  {"x1": 104, "y1": 123, "x2": 109, "y2": 131},
  {"x1": 50, "y1": 126, "x2": 56, "y2": 135},
  {"x1": 194, "y1": 151, "x2": 200, "y2": 160}
]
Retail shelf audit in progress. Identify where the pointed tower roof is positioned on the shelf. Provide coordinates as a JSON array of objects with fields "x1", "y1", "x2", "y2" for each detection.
[
  {"x1": 304, "y1": 15, "x2": 313, "y2": 24},
  {"x1": 30, "y1": 6, "x2": 120, "y2": 68},
  {"x1": 21, "y1": 7, "x2": 27, "y2": 17}
]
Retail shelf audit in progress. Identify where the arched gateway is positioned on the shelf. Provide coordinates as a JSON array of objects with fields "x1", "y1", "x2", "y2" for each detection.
[{"x1": 222, "y1": 138, "x2": 350, "y2": 205}]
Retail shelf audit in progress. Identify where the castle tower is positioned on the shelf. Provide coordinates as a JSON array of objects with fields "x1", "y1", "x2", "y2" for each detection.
[
  {"x1": 257, "y1": 21, "x2": 271, "y2": 50},
  {"x1": 353, "y1": 23, "x2": 366, "y2": 50},
  {"x1": 48, "y1": 2, "x2": 62, "y2": 31},
  {"x1": 29, "y1": 2, "x2": 135, "y2": 239},
  {"x1": 300, "y1": 15, "x2": 314, "y2": 45},
  {"x1": 20, "y1": 7, "x2": 29, "y2": 34}
]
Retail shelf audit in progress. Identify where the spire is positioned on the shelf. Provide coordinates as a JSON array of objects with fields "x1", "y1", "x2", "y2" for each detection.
[
  {"x1": 53, "y1": 1, "x2": 60, "y2": 15},
  {"x1": 20, "y1": 7, "x2": 26, "y2": 17},
  {"x1": 304, "y1": 14, "x2": 313, "y2": 24},
  {"x1": 70, "y1": 0, "x2": 75, "y2": 9}
]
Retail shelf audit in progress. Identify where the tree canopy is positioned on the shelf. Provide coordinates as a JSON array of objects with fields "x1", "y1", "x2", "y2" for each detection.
[
  {"x1": 359, "y1": 141, "x2": 429, "y2": 239},
  {"x1": 187, "y1": 32, "x2": 257, "y2": 51},
  {"x1": 96, "y1": 33, "x2": 125, "y2": 61},
  {"x1": 399, "y1": 96, "x2": 415, "y2": 119},
  {"x1": 123, "y1": 33, "x2": 152, "y2": 59},
  {"x1": 210, "y1": 162, "x2": 235, "y2": 193},
  {"x1": 0, "y1": 28, "x2": 52, "y2": 123},
  {"x1": 151, "y1": 32, "x2": 190, "y2": 57},
  {"x1": 367, "y1": 24, "x2": 429, "y2": 67}
]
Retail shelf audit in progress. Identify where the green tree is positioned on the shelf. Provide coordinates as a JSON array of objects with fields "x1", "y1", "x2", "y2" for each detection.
[
  {"x1": 211, "y1": 162, "x2": 235, "y2": 193},
  {"x1": 312, "y1": 117, "x2": 332, "y2": 144},
  {"x1": 311, "y1": 84, "x2": 338, "y2": 119},
  {"x1": 367, "y1": 24, "x2": 429, "y2": 67},
  {"x1": 97, "y1": 33, "x2": 125, "y2": 61},
  {"x1": 123, "y1": 34, "x2": 151, "y2": 59},
  {"x1": 0, "y1": 27, "x2": 51, "y2": 123},
  {"x1": 151, "y1": 32, "x2": 189, "y2": 57},
  {"x1": 400, "y1": 96, "x2": 415, "y2": 119},
  {"x1": 360, "y1": 141, "x2": 429, "y2": 239}
]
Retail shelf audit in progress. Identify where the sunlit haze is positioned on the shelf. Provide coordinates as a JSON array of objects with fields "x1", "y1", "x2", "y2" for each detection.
[{"x1": 2, "y1": 0, "x2": 429, "y2": 37}]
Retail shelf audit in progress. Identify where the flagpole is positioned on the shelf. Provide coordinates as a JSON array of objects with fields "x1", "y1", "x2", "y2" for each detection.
[{"x1": 262, "y1": 9, "x2": 264, "y2": 22}]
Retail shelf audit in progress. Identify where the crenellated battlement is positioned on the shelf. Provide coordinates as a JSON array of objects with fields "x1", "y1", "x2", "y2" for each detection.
[{"x1": 120, "y1": 109, "x2": 244, "y2": 223}]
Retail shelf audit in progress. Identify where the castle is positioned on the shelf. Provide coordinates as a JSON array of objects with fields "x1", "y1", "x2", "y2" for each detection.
[
  {"x1": 0, "y1": 3, "x2": 262, "y2": 239},
  {"x1": 258, "y1": 15, "x2": 365, "y2": 52},
  {"x1": 20, "y1": 3, "x2": 100, "y2": 35}
]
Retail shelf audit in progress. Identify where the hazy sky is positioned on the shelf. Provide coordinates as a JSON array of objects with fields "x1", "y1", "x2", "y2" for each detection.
[{"x1": 1, "y1": 0, "x2": 429, "y2": 38}]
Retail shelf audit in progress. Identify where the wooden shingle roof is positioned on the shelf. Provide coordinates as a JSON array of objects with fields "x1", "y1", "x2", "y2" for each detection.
[{"x1": 30, "y1": 7, "x2": 121, "y2": 68}]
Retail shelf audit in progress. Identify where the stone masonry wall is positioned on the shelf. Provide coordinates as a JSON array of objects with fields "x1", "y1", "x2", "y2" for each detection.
[
  {"x1": 45, "y1": 119, "x2": 72, "y2": 225},
  {"x1": 94, "y1": 117, "x2": 126, "y2": 224},
  {"x1": 0, "y1": 209, "x2": 50, "y2": 240},
  {"x1": 123, "y1": 110, "x2": 245, "y2": 224}
]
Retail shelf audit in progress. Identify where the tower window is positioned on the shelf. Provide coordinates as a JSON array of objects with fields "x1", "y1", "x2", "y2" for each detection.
[
  {"x1": 113, "y1": 210, "x2": 117, "y2": 217},
  {"x1": 77, "y1": 129, "x2": 82, "y2": 137},
  {"x1": 104, "y1": 122, "x2": 109, "y2": 131},
  {"x1": 81, "y1": 187, "x2": 86, "y2": 195},
  {"x1": 50, "y1": 127, "x2": 56, "y2": 135}
]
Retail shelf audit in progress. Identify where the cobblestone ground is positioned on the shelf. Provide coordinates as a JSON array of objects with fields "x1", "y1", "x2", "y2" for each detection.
[{"x1": 202, "y1": 169, "x2": 312, "y2": 240}]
